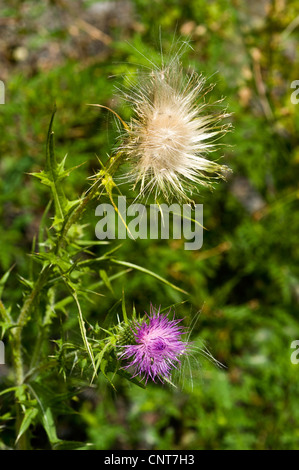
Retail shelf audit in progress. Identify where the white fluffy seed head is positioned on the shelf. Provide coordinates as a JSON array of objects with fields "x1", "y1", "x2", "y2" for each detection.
[{"x1": 116, "y1": 52, "x2": 231, "y2": 202}]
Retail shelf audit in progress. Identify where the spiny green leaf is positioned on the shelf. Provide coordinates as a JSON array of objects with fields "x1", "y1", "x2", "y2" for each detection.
[
  {"x1": 100, "y1": 269, "x2": 114, "y2": 294},
  {"x1": 39, "y1": 108, "x2": 76, "y2": 221},
  {"x1": 71, "y1": 291, "x2": 96, "y2": 373},
  {"x1": 121, "y1": 290, "x2": 128, "y2": 324},
  {"x1": 27, "y1": 383, "x2": 60, "y2": 445},
  {"x1": 56, "y1": 155, "x2": 86, "y2": 182},
  {"x1": 53, "y1": 440, "x2": 93, "y2": 450},
  {"x1": 99, "y1": 357, "x2": 117, "y2": 391},
  {"x1": 116, "y1": 369, "x2": 146, "y2": 389},
  {"x1": 29, "y1": 170, "x2": 53, "y2": 187},
  {"x1": 77, "y1": 244, "x2": 123, "y2": 267},
  {"x1": 14, "y1": 384, "x2": 28, "y2": 404},
  {"x1": 110, "y1": 259, "x2": 189, "y2": 295},
  {"x1": 46, "y1": 105, "x2": 57, "y2": 169},
  {"x1": 17, "y1": 276, "x2": 34, "y2": 289},
  {"x1": 30, "y1": 252, "x2": 71, "y2": 272},
  {"x1": 15, "y1": 407, "x2": 39, "y2": 445},
  {"x1": 0, "y1": 265, "x2": 14, "y2": 299},
  {"x1": 38, "y1": 200, "x2": 52, "y2": 253},
  {"x1": 0, "y1": 386, "x2": 22, "y2": 397},
  {"x1": 92, "y1": 341, "x2": 113, "y2": 383}
]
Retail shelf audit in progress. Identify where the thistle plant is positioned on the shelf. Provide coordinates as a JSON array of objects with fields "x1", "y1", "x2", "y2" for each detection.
[{"x1": 0, "y1": 44, "x2": 230, "y2": 450}]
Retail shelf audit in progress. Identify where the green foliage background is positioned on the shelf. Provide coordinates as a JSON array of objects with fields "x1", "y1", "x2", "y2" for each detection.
[{"x1": 0, "y1": 0, "x2": 299, "y2": 450}]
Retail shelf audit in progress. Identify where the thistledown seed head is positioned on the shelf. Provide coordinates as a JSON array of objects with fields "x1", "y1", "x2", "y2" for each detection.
[
  {"x1": 117, "y1": 57, "x2": 231, "y2": 202},
  {"x1": 119, "y1": 306, "x2": 190, "y2": 384}
]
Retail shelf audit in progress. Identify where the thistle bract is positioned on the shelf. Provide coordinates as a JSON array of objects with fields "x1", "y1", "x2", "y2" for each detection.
[{"x1": 119, "y1": 306, "x2": 189, "y2": 384}]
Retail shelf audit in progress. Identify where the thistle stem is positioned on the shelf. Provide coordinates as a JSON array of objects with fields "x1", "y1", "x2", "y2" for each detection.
[{"x1": 12, "y1": 265, "x2": 51, "y2": 386}]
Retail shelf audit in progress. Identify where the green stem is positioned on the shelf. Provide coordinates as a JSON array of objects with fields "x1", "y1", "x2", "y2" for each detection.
[
  {"x1": 0, "y1": 299, "x2": 12, "y2": 324},
  {"x1": 12, "y1": 265, "x2": 51, "y2": 386}
]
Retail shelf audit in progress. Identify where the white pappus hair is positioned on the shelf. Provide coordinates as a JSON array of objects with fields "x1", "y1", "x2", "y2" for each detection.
[{"x1": 115, "y1": 44, "x2": 231, "y2": 202}]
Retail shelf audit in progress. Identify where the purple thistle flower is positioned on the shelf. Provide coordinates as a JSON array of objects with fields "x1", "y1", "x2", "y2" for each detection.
[{"x1": 119, "y1": 306, "x2": 189, "y2": 384}]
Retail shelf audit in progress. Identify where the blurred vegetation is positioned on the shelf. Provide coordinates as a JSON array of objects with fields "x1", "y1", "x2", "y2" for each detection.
[{"x1": 0, "y1": 0, "x2": 299, "y2": 450}]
